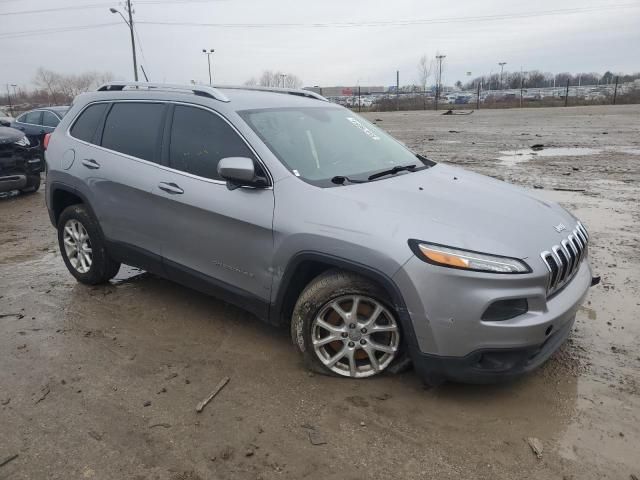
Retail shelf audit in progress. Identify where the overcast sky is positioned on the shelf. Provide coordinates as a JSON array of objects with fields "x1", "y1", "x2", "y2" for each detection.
[{"x1": 2, "y1": 0, "x2": 639, "y2": 90}]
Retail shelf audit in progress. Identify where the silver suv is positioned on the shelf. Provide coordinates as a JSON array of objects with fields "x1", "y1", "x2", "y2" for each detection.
[{"x1": 45, "y1": 82, "x2": 595, "y2": 384}]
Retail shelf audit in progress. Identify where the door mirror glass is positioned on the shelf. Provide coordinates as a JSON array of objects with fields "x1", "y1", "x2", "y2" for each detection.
[{"x1": 217, "y1": 157, "x2": 267, "y2": 189}]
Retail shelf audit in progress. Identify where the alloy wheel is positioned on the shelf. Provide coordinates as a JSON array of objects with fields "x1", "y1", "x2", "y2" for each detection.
[
  {"x1": 311, "y1": 295, "x2": 400, "y2": 378},
  {"x1": 63, "y1": 219, "x2": 93, "y2": 274}
]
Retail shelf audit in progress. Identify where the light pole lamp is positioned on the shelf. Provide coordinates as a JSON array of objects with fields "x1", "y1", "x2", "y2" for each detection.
[
  {"x1": 110, "y1": 3, "x2": 138, "y2": 81},
  {"x1": 202, "y1": 49, "x2": 214, "y2": 85}
]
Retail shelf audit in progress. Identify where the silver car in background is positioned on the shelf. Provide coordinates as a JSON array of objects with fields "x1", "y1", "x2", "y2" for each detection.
[{"x1": 45, "y1": 82, "x2": 595, "y2": 384}]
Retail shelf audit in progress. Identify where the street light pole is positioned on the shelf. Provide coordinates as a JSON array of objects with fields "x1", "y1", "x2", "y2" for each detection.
[
  {"x1": 435, "y1": 54, "x2": 446, "y2": 111},
  {"x1": 498, "y1": 62, "x2": 507, "y2": 89},
  {"x1": 110, "y1": 3, "x2": 138, "y2": 81},
  {"x1": 202, "y1": 49, "x2": 214, "y2": 84}
]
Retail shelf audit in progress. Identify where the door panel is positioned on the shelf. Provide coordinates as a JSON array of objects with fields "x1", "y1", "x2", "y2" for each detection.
[
  {"x1": 73, "y1": 101, "x2": 168, "y2": 270},
  {"x1": 155, "y1": 175, "x2": 275, "y2": 305},
  {"x1": 156, "y1": 103, "x2": 275, "y2": 306}
]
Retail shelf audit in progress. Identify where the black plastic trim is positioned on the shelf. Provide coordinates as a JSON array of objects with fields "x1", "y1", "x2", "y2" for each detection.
[{"x1": 271, "y1": 251, "x2": 419, "y2": 347}]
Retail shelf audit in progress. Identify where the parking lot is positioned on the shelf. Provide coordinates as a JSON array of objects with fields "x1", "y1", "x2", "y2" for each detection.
[{"x1": 1, "y1": 104, "x2": 639, "y2": 479}]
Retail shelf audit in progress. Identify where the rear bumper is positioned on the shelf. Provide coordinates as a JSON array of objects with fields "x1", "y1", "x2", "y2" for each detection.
[{"x1": 409, "y1": 314, "x2": 575, "y2": 384}]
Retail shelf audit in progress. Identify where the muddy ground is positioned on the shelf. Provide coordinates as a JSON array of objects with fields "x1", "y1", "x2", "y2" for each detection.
[{"x1": 1, "y1": 105, "x2": 639, "y2": 480}]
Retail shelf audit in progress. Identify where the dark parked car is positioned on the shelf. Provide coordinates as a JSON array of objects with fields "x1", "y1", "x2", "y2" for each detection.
[
  {"x1": 11, "y1": 106, "x2": 69, "y2": 149},
  {"x1": 0, "y1": 126, "x2": 42, "y2": 194}
]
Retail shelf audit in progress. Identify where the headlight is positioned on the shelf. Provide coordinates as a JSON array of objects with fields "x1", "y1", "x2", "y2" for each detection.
[
  {"x1": 409, "y1": 240, "x2": 531, "y2": 274},
  {"x1": 14, "y1": 136, "x2": 30, "y2": 147}
]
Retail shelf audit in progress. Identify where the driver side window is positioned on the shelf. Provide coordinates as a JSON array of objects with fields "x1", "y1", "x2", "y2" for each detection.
[{"x1": 169, "y1": 105, "x2": 255, "y2": 181}]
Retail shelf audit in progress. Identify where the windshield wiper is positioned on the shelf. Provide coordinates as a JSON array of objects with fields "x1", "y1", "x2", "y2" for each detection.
[
  {"x1": 331, "y1": 175, "x2": 368, "y2": 185},
  {"x1": 367, "y1": 164, "x2": 417, "y2": 181}
]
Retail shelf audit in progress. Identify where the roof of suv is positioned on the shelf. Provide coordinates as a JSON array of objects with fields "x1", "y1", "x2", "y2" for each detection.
[{"x1": 93, "y1": 82, "x2": 332, "y2": 111}]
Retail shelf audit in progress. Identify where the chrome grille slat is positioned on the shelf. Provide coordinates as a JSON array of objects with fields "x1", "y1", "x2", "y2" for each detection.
[{"x1": 539, "y1": 222, "x2": 589, "y2": 295}]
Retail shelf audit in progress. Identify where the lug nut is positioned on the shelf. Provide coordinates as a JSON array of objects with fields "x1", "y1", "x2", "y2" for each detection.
[
  {"x1": 360, "y1": 328, "x2": 367, "y2": 334},
  {"x1": 348, "y1": 341, "x2": 355, "y2": 347},
  {"x1": 349, "y1": 323, "x2": 356, "y2": 329},
  {"x1": 359, "y1": 339, "x2": 367, "y2": 345},
  {"x1": 341, "y1": 332, "x2": 348, "y2": 338}
]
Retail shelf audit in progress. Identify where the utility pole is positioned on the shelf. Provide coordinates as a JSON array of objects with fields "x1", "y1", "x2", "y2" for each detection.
[
  {"x1": 435, "y1": 55, "x2": 446, "y2": 111},
  {"x1": 126, "y1": 0, "x2": 138, "y2": 81},
  {"x1": 498, "y1": 62, "x2": 507, "y2": 89},
  {"x1": 564, "y1": 78, "x2": 570, "y2": 107},
  {"x1": 396, "y1": 70, "x2": 399, "y2": 111},
  {"x1": 6, "y1": 84, "x2": 13, "y2": 116},
  {"x1": 280, "y1": 74, "x2": 287, "y2": 88},
  {"x1": 613, "y1": 76, "x2": 619, "y2": 105},
  {"x1": 358, "y1": 85, "x2": 361, "y2": 113},
  {"x1": 110, "y1": 3, "x2": 138, "y2": 81},
  {"x1": 202, "y1": 49, "x2": 214, "y2": 84},
  {"x1": 476, "y1": 82, "x2": 481, "y2": 110}
]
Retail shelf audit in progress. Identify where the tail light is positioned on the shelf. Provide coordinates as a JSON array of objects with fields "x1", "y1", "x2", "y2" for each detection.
[{"x1": 43, "y1": 133, "x2": 51, "y2": 150}]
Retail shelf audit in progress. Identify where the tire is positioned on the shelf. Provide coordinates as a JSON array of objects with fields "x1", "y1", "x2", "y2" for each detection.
[
  {"x1": 57, "y1": 204, "x2": 120, "y2": 285},
  {"x1": 20, "y1": 175, "x2": 41, "y2": 194},
  {"x1": 291, "y1": 269, "x2": 409, "y2": 378}
]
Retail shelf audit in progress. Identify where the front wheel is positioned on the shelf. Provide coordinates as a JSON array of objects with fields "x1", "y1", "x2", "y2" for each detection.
[{"x1": 291, "y1": 270, "x2": 407, "y2": 378}]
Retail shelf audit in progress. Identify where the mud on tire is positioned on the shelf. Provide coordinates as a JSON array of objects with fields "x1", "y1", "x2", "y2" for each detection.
[
  {"x1": 290, "y1": 269, "x2": 410, "y2": 378},
  {"x1": 57, "y1": 204, "x2": 120, "y2": 285}
]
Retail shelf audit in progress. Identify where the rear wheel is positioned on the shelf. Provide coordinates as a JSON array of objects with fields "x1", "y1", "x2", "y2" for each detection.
[
  {"x1": 291, "y1": 270, "x2": 407, "y2": 378},
  {"x1": 57, "y1": 204, "x2": 120, "y2": 284}
]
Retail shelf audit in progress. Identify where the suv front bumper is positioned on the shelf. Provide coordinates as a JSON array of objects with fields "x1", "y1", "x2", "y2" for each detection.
[{"x1": 394, "y1": 255, "x2": 592, "y2": 383}]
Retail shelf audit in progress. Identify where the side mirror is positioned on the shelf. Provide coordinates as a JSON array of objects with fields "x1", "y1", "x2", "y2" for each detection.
[{"x1": 217, "y1": 157, "x2": 267, "y2": 190}]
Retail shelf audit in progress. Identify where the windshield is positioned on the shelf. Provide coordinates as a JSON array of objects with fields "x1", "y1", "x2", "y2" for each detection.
[{"x1": 239, "y1": 106, "x2": 429, "y2": 186}]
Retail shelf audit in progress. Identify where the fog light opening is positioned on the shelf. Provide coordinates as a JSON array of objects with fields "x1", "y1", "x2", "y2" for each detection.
[
  {"x1": 481, "y1": 298, "x2": 528, "y2": 322},
  {"x1": 545, "y1": 325, "x2": 553, "y2": 336}
]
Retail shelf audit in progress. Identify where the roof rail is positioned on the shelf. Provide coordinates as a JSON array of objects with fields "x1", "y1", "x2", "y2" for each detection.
[
  {"x1": 96, "y1": 82, "x2": 230, "y2": 102},
  {"x1": 214, "y1": 85, "x2": 328, "y2": 101}
]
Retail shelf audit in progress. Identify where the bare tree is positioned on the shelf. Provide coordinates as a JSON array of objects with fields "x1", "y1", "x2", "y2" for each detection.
[
  {"x1": 417, "y1": 54, "x2": 433, "y2": 93},
  {"x1": 33, "y1": 68, "x2": 118, "y2": 105},
  {"x1": 247, "y1": 70, "x2": 303, "y2": 89}
]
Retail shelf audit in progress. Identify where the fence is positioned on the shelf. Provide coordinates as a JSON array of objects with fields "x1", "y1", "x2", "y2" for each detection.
[{"x1": 330, "y1": 79, "x2": 640, "y2": 112}]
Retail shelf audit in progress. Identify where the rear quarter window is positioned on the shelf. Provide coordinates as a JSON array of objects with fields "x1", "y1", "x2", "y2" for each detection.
[
  {"x1": 101, "y1": 102, "x2": 165, "y2": 162},
  {"x1": 70, "y1": 103, "x2": 109, "y2": 143}
]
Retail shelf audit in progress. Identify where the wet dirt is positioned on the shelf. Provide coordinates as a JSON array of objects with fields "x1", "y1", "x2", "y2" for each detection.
[{"x1": 1, "y1": 105, "x2": 639, "y2": 479}]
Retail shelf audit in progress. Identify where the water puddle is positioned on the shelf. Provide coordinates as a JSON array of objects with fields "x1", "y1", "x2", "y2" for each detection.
[
  {"x1": 498, "y1": 147, "x2": 601, "y2": 166},
  {"x1": 498, "y1": 145, "x2": 640, "y2": 166}
]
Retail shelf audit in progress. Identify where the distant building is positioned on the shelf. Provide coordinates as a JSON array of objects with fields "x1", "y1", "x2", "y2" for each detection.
[{"x1": 304, "y1": 86, "x2": 386, "y2": 97}]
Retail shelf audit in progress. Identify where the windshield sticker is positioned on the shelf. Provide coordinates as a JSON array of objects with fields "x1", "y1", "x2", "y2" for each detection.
[{"x1": 346, "y1": 117, "x2": 380, "y2": 141}]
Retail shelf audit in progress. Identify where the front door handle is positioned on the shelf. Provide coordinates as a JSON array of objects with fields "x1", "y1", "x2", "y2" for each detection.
[
  {"x1": 158, "y1": 182, "x2": 184, "y2": 194},
  {"x1": 82, "y1": 158, "x2": 100, "y2": 169}
]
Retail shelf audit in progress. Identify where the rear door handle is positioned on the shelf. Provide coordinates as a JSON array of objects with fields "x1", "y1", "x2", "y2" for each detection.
[
  {"x1": 158, "y1": 182, "x2": 184, "y2": 194},
  {"x1": 82, "y1": 158, "x2": 100, "y2": 169}
]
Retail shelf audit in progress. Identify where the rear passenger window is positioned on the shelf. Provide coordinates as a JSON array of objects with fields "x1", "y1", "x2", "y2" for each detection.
[
  {"x1": 24, "y1": 111, "x2": 42, "y2": 125},
  {"x1": 102, "y1": 103, "x2": 165, "y2": 162},
  {"x1": 169, "y1": 105, "x2": 254, "y2": 180},
  {"x1": 42, "y1": 111, "x2": 60, "y2": 127},
  {"x1": 71, "y1": 103, "x2": 108, "y2": 143}
]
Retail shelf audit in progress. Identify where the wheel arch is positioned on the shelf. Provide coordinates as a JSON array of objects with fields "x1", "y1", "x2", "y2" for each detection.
[
  {"x1": 49, "y1": 183, "x2": 95, "y2": 227},
  {"x1": 270, "y1": 251, "x2": 419, "y2": 347}
]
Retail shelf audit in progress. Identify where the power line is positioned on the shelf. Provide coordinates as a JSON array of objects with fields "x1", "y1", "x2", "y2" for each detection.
[
  {"x1": 135, "y1": 3, "x2": 639, "y2": 28},
  {"x1": 0, "y1": 0, "x2": 227, "y2": 16},
  {"x1": 0, "y1": 23, "x2": 120, "y2": 40},
  {"x1": 1, "y1": 2, "x2": 637, "y2": 39}
]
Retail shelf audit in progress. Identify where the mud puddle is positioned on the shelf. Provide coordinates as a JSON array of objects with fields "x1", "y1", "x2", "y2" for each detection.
[{"x1": 498, "y1": 147, "x2": 601, "y2": 165}]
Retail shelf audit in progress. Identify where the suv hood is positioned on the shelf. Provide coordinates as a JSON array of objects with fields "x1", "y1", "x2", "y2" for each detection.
[{"x1": 324, "y1": 163, "x2": 577, "y2": 260}]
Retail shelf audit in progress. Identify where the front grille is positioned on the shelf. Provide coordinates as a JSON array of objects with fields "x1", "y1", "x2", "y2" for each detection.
[{"x1": 540, "y1": 222, "x2": 589, "y2": 295}]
